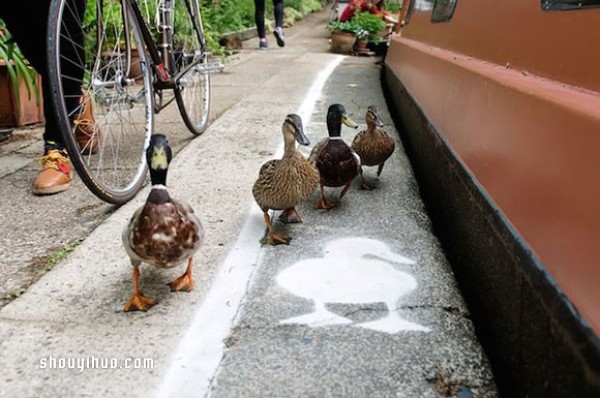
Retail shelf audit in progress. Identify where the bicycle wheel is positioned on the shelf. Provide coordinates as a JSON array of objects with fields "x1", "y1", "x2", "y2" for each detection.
[
  {"x1": 171, "y1": 0, "x2": 211, "y2": 136},
  {"x1": 47, "y1": 0, "x2": 154, "y2": 204}
]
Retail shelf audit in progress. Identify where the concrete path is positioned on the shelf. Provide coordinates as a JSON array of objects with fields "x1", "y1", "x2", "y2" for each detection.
[{"x1": 0, "y1": 9, "x2": 497, "y2": 398}]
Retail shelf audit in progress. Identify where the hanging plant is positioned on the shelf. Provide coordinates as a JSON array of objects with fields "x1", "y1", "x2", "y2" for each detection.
[{"x1": 0, "y1": 21, "x2": 39, "y2": 106}]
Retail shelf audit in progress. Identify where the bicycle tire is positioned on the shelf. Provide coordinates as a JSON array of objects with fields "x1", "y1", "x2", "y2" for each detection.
[
  {"x1": 171, "y1": 0, "x2": 211, "y2": 136},
  {"x1": 47, "y1": 0, "x2": 154, "y2": 205}
]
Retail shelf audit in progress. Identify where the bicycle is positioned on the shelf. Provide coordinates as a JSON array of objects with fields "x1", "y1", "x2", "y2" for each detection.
[{"x1": 46, "y1": 0, "x2": 223, "y2": 204}]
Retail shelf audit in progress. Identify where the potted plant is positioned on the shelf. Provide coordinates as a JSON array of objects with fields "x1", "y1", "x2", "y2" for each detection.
[
  {"x1": 354, "y1": 28, "x2": 370, "y2": 52},
  {"x1": 327, "y1": 20, "x2": 359, "y2": 54},
  {"x1": 0, "y1": 20, "x2": 44, "y2": 128},
  {"x1": 351, "y1": 11, "x2": 387, "y2": 43}
]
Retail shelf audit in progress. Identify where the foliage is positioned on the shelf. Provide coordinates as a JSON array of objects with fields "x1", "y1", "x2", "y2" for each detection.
[
  {"x1": 327, "y1": 20, "x2": 359, "y2": 35},
  {"x1": 284, "y1": 0, "x2": 323, "y2": 16},
  {"x1": 385, "y1": 0, "x2": 403, "y2": 14},
  {"x1": 283, "y1": 8, "x2": 303, "y2": 27},
  {"x1": 0, "y1": 19, "x2": 39, "y2": 105},
  {"x1": 201, "y1": 0, "x2": 256, "y2": 34},
  {"x1": 351, "y1": 11, "x2": 387, "y2": 40},
  {"x1": 81, "y1": 1, "x2": 127, "y2": 53}
]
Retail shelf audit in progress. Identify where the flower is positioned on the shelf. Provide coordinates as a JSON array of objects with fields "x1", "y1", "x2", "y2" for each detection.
[{"x1": 355, "y1": 28, "x2": 369, "y2": 40}]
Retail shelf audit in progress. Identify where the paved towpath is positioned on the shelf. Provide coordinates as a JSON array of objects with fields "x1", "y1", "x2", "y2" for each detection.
[{"x1": 0, "y1": 9, "x2": 497, "y2": 398}]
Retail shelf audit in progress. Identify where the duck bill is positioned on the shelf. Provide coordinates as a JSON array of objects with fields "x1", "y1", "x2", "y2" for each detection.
[
  {"x1": 295, "y1": 128, "x2": 311, "y2": 146},
  {"x1": 374, "y1": 114, "x2": 385, "y2": 127},
  {"x1": 150, "y1": 146, "x2": 169, "y2": 170},
  {"x1": 342, "y1": 115, "x2": 359, "y2": 129}
]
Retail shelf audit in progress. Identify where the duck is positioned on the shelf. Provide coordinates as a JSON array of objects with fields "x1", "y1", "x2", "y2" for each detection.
[
  {"x1": 351, "y1": 105, "x2": 395, "y2": 190},
  {"x1": 252, "y1": 114, "x2": 320, "y2": 245},
  {"x1": 122, "y1": 134, "x2": 204, "y2": 312},
  {"x1": 308, "y1": 103, "x2": 359, "y2": 210}
]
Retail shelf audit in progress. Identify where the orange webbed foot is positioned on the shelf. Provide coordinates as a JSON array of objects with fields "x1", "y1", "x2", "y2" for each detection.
[
  {"x1": 261, "y1": 211, "x2": 291, "y2": 245},
  {"x1": 314, "y1": 197, "x2": 336, "y2": 210},
  {"x1": 168, "y1": 275, "x2": 194, "y2": 292},
  {"x1": 124, "y1": 293, "x2": 157, "y2": 312},
  {"x1": 168, "y1": 262, "x2": 194, "y2": 292},
  {"x1": 169, "y1": 276, "x2": 194, "y2": 292},
  {"x1": 266, "y1": 231, "x2": 291, "y2": 245},
  {"x1": 315, "y1": 184, "x2": 336, "y2": 210}
]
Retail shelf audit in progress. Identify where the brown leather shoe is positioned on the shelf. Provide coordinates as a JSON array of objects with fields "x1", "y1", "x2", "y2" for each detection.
[
  {"x1": 33, "y1": 149, "x2": 73, "y2": 195},
  {"x1": 74, "y1": 92, "x2": 101, "y2": 154}
]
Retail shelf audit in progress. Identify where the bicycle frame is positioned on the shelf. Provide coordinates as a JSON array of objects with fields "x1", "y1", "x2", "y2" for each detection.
[
  {"x1": 96, "y1": 0, "x2": 205, "y2": 91},
  {"x1": 94, "y1": 0, "x2": 223, "y2": 96},
  {"x1": 131, "y1": 0, "x2": 184, "y2": 88}
]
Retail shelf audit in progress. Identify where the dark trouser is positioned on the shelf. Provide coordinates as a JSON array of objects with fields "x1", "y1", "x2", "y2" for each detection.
[
  {"x1": 0, "y1": 0, "x2": 85, "y2": 151},
  {"x1": 254, "y1": 0, "x2": 284, "y2": 39}
]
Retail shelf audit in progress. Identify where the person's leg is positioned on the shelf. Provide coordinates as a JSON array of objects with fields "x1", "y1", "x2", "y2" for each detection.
[
  {"x1": 0, "y1": 2, "x2": 64, "y2": 149},
  {"x1": 61, "y1": 0, "x2": 100, "y2": 154},
  {"x1": 273, "y1": 0, "x2": 284, "y2": 29},
  {"x1": 254, "y1": 0, "x2": 268, "y2": 48},
  {"x1": 272, "y1": 0, "x2": 285, "y2": 47},
  {"x1": 0, "y1": 1, "x2": 85, "y2": 194}
]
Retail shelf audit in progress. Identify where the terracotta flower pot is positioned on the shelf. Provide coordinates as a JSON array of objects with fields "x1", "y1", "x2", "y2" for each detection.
[
  {"x1": 0, "y1": 63, "x2": 44, "y2": 127},
  {"x1": 355, "y1": 39, "x2": 368, "y2": 51},
  {"x1": 330, "y1": 31, "x2": 356, "y2": 54}
]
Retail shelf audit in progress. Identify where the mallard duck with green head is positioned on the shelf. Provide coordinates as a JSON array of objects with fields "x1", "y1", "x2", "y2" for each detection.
[
  {"x1": 351, "y1": 105, "x2": 395, "y2": 189},
  {"x1": 308, "y1": 103, "x2": 359, "y2": 210},
  {"x1": 122, "y1": 134, "x2": 204, "y2": 312},
  {"x1": 253, "y1": 114, "x2": 320, "y2": 245}
]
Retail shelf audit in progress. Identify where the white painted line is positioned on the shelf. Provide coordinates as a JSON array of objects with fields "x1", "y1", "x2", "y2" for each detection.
[{"x1": 156, "y1": 55, "x2": 344, "y2": 398}]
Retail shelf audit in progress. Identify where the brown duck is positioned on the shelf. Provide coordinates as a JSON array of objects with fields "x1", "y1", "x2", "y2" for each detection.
[
  {"x1": 351, "y1": 105, "x2": 395, "y2": 189},
  {"x1": 253, "y1": 114, "x2": 320, "y2": 245},
  {"x1": 122, "y1": 134, "x2": 204, "y2": 312},
  {"x1": 308, "y1": 103, "x2": 359, "y2": 210}
]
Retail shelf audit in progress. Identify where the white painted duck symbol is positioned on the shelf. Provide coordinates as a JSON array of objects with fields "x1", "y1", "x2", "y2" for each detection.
[{"x1": 276, "y1": 237, "x2": 430, "y2": 333}]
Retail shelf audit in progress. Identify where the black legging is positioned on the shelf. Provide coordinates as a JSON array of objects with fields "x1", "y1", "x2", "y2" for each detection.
[
  {"x1": 0, "y1": 0, "x2": 85, "y2": 151},
  {"x1": 254, "y1": 0, "x2": 284, "y2": 39}
]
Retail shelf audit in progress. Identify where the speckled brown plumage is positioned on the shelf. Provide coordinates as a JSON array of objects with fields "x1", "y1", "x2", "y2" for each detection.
[
  {"x1": 253, "y1": 114, "x2": 319, "y2": 245},
  {"x1": 125, "y1": 189, "x2": 203, "y2": 269},
  {"x1": 253, "y1": 151, "x2": 319, "y2": 212},
  {"x1": 352, "y1": 131, "x2": 394, "y2": 166},
  {"x1": 351, "y1": 105, "x2": 395, "y2": 189},
  {"x1": 122, "y1": 134, "x2": 204, "y2": 312}
]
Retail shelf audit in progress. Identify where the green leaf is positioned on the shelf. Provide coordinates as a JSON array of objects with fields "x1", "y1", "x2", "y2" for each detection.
[{"x1": 0, "y1": 22, "x2": 40, "y2": 106}]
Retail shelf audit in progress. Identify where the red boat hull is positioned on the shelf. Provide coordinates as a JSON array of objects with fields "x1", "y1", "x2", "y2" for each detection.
[{"x1": 383, "y1": 0, "x2": 600, "y2": 396}]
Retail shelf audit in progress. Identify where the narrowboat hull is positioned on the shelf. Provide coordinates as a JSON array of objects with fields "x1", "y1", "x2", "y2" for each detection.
[{"x1": 383, "y1": 1, "x2": 600, "y2": 396}]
